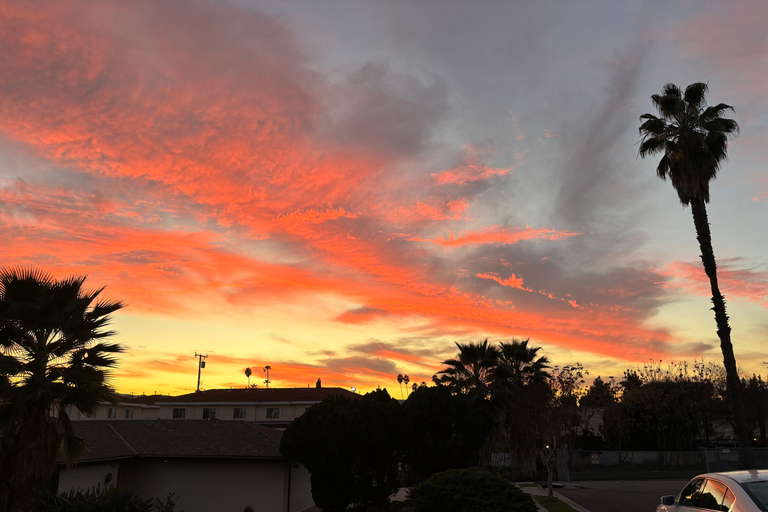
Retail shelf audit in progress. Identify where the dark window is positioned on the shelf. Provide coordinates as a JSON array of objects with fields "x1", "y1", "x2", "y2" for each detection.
[
  {"x1": 172, "y1": 408, "x2": 186, "y2": 419},
  {"x1": 107, "y1": 407, "x2": 117, "y2": 419},
  {"x1": 202, "y1": 408, "x2": 216, "y2": 419},
  {"x1": 233, "y1": 408, "x2": 246, "y2": 419},
  {"x1": 266, "y1": 407, "x2": 280, "y2": 419},
  {"x1": 742, "y1": 481, "x2": 768, "y2": 510},
  {"x1": 124, "y1": 409, "x2": 134, "y2": 419},
  {"x1": 680, "y1": 478, "x2": 705, "y2": 507}
]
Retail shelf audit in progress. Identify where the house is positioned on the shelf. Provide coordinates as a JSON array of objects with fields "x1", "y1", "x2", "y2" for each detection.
[
  {"x1": 69, "y1": 387, "x2": 357, "y2": 427},
  {"x1": 67, "y1": 394, "x2": 162, "y2": 421},
  {"x1": 58, "y1": 420, "x2": 315, "y2": 512},
  {"x1": 153, "y1": 387, "x2": 357, "y2": 427}
]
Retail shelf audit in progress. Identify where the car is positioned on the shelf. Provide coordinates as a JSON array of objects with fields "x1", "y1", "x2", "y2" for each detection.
[{"x1": 656, "y1": 470, "x2": 768, "y2": 512}]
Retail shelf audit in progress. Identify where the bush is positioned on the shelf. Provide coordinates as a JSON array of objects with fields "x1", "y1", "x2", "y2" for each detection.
[
  {"x1": 404, "y1": 468, "x2": 538, "y2": 512},
  {"x1": 37, "y1": 487, "x2": 183, "y2": 512}
]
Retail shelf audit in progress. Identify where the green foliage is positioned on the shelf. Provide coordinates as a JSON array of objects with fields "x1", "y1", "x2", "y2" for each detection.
[
  {"x1": 37, "y1": 486, "x2": 160, "y2": 512},
  {"x1": 404, "y1": 469, "x2": 538, "y2": 512},
  {"x1": 280, "y1": 389, "x2": 402, "y2": 512}
]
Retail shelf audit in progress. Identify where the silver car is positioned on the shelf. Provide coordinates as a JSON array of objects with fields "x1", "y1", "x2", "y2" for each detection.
[{"x1": 657, "y1": 471, "x2": 768, "y2": 512}]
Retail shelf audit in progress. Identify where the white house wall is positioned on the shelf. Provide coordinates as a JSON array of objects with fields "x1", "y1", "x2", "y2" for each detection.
[
  {"x1": 156, "y1": 404, "x2": 310, "y2": 422},
  {"x1": 58, "y1": 462, "x2": 119, "y2": 493},
  {"x1": 288, "y1": 464, "x2": 313, "y2": 512},
  {"x1": 118, "y1": 459, "x2": 294, "y2": 512}
]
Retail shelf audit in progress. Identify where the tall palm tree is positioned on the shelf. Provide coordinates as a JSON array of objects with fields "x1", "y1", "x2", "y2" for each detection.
[
  {"x1": 0, "y1": 267, "x2": 124, "y2": 511},
  {"x1": 639, "y1": 82, "x2": 748, "y2": 447},
  {"x1": 245, "y1": 367, "x2": 252, "y2": 387}
]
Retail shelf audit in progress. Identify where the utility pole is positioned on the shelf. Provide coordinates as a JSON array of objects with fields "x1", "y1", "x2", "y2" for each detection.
[{"x1": 195, "y1": 352, "x2": 208, "y2": 392}]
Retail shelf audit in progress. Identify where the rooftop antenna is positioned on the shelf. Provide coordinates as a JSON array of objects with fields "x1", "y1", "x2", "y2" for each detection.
[{"x1": 195, "y1": 352, "x2": 208, "y2": 392}]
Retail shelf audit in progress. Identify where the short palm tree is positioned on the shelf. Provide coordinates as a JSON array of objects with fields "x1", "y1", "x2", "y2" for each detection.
[
  {"x1": 0, "y1": 267, "x2": 124, "y2": 511},
  {"x1": 435, "y1": 339, "x2": 501, "y2": 403},
  {"x1": 498, "y1": 338, "x2": 550, "y2": 389},
  {"x1": 639, "y1": 82, "x2": 748, "y2": 446}
]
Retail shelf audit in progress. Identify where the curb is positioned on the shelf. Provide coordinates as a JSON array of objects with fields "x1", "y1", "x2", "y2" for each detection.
[{"x1": 518, "y1": 483, "x2": 592, "y2": 512}]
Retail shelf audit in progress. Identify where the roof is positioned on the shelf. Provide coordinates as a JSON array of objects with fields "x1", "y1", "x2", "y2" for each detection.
[
  {"x1": 154, "y1": 387, "x2": 357, "y2": 404},
  {"x1": 707, "y1": 470, "x2": 768, "y2": 484},
  {"x1": 65, "y1": 420, "x2": 284, "y2": 463},
  {"x1": 116, "y1": 394, "x2": 166, "y2": 405}
]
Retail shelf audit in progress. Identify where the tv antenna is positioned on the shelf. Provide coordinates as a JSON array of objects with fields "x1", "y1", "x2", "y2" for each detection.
[{"x1": 195, "y1": 352, "x2": 208, "y2": 392}]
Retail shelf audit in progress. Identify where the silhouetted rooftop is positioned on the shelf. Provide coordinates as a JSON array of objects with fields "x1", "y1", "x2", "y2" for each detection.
[
  {"x1": 154, "y1": 387, "x2": 357, "y2": 404},
  {"x1": 64, "y1": 420, "x2": 284, "y2": 463}
]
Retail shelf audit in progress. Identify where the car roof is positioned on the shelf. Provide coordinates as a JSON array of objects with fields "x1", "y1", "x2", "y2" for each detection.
[{"x1": 700, "y1": 471, "x2": 768, "y2": 484}]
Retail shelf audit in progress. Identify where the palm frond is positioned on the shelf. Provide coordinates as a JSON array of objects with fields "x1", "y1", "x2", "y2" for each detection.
[{"x1": 684, "y1": 82, "x2": 708, "y2": 109}]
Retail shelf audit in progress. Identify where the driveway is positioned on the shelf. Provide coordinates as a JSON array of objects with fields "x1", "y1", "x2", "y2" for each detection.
[{"x1": 556, "y1": 480, "x2": 688, "y2": 512}]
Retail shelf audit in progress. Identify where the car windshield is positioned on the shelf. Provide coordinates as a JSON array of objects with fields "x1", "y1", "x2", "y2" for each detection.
[{"x1": 741, "y1": 481, "x2": 768, "y2": 511}]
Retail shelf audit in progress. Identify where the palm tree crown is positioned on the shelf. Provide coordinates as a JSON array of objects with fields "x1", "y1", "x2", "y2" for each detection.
[
  {"x1": 435, "y1": 339, "x2": 501, "y2": 402},
  {"x1": 0, "y1": 267, "x2": 124, "y2": 507},
  {"x1": 639, "y1": 82, "x2": 738, "y2": 205}
]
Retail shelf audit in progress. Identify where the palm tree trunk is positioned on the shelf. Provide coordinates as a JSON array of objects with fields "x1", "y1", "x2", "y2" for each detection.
[{"x1": 690, "y1": 198, "x2": 750, "y2": 450}]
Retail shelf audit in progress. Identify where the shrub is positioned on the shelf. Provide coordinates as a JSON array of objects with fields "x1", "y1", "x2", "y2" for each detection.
[
  {"x1": 404, "y1": 468, "x2": 538, "y2": 512},
  {"x1": 37, "y1": 486, "x2": 183, "y2": 512}
]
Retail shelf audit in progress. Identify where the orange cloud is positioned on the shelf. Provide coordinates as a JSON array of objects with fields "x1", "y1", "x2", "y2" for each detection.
[
  {"x1": 431, "y1": 145, "x2": 514, "y2": 186},
  {"x1": 413, "y1": 225, "x2": 583, "y2": 247}
]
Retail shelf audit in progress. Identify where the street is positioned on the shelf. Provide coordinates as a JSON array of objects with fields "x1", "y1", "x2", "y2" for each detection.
[{"x1": 556, "y1": 480, "x2": 689, "y2": 512}]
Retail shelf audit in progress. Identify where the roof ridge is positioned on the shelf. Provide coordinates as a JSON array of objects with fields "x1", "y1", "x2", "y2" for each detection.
[{"x1": 107, "y1": 422, "x2": 138, "y2": 456}]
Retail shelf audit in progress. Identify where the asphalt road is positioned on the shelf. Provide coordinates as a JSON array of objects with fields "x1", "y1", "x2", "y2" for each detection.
[{"x1": 556, "y1": 480, "x2": 689, "y2": 512}]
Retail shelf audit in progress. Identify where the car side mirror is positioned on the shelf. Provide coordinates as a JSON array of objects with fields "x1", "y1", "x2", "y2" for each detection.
[{"x1": 660, "y1": 496, "x2": 675, "y2": 505}]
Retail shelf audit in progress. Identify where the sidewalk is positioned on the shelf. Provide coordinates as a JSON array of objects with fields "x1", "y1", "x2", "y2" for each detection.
[{"x1": 518, "y1": 483, "x2": 591, "y2": 512}]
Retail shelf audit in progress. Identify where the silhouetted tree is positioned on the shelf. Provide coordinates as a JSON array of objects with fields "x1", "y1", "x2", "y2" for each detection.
[
  {"x1": 497, "y1": 339, "x2": 551, "y2": 480},
  {"x1": 0, "y1": 267, "x2": 124, "y2": 512},
  {"x1": 639, "y1": 82, "x2": 747, "y2": 447},
  {"x1": 280, "y1": 390, "x2": 402, "y2": 512},
  {"x1": 401, "y1": 385, "x2": 493, "y2": 483},
  {"x1": 244, "y1": 367, "x2": 252, "y2": 387}
]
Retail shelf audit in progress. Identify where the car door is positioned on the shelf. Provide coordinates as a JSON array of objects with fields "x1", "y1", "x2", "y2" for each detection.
[{"x1": 660, "y1": 478, "x2": 706, "y2": 512}]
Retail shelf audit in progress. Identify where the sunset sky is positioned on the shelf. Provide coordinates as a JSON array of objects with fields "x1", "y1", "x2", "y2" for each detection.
[{"x1": 1, "y1": 0, "x2": 767, "y2": 395}]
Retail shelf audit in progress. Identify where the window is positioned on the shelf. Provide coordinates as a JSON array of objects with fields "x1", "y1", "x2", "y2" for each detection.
[
  {"x1": 742, "y1": 481, "x2": 768, "y2": 509},
  {"x1": 233, "y1": 407, "x2": 247, "y2": 419},
  {"x1": 698, "y1": 479, "x2": 729, "y2": 510},
  {"x1": 266, "y1": 407, "x2": 280, "y2": 419},
  {"x1": 680, "y1": 478, "x2": 705, "y2": 507},
  {"x1": 107, "y1": 407, "x2": 117, "y2": 419},
  {"x1": 722, "y1": 489, "x2": 735, "y2": 511},
  {"x1": 202, "y1": 408, "x2": 216, "y2": 419},
  {"x1": 124, "y1": 409, "x2": 134, "y2": 419},
  {"x1": 172, "y1": 408, "x2": 186, "y2": 419}
]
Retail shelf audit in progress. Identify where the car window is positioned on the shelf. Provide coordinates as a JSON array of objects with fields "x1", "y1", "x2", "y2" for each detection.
[
  {"x1": 698, "y1": 479, "x2": 728, "y2": 511},
  {"x1": 741, "y1": 481, "x2": 768, "y2": 511},
  {"x1": 680, "y1": 478, "x2": 706, "y2": 507},
  {"x1": 721, "y1": 489, "x2": 735, "y2": 512}
]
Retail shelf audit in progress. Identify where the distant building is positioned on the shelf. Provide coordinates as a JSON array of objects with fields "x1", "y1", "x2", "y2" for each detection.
[{"x1": 70, "y1": 387, "x2": 357, "y2": 428}]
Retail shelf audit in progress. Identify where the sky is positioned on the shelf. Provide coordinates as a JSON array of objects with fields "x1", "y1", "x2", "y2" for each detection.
[{"x1": 1, "y1": 0, "x2": 767, "y2": 395}]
